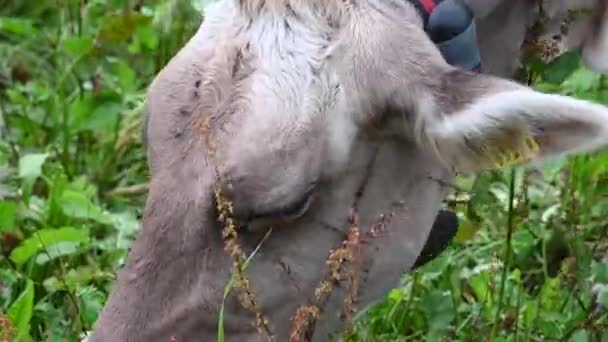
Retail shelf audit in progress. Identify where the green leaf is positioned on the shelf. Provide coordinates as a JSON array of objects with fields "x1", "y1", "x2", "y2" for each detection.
[
  {"x1": 98, "y1": 13, "x2": 152, "y2": 43},
  {"x1": 58, "y1": 190, "x2": 111, "y2": 224},
  {"x1": 6, "y1": 89, "x2": 29, "y2": 107},
  {"x1": 130, "y1": 25, "x2": 159, "y2": 53},
  {"x1": 592, "y1": 261, "x2": 608, "y2": 284},
  {"x1": 0, "y1": 17, "x2": 36, "y2": 36},
  {"x1": 562, "y1": 67, "x2": 602, "y2": 94},
  {"x1": 80, "y1": 102, "x2": 122, "y2": 133},
  {"x1": 0, "y1": 201, "x2": 17, "y2": 232},
  {"x1": 61, "y1": 36, "x2": 94, "y2": 57},
  {"x1": 420, "y1": 290, "x2": 454, "y2": 341},
  {"x1": 454, "y1": 218, "x2": 480, "y2": 243},
  {"x1": 9, "y1": 227, "x2": 90, "y2": 266},
  {"x1": 68, "y1": 94, "x2": 123, "y2": 134},
  {"x1": 568, "y1": 329, "x2": 589, "y2": 342},
  {"x1": 78, "y1": 286, "x2": 107, "y2": 326},
  {"x1": 7, "y1": 279, "x2": 34, "y2": 341},
  {"x1": 467, "y1": 269, "x2": 492, "y2": 307},
  {"x1": 18, "y1": 153, "x2": 49, "y2": 180},
  {"x1": 34, "y1": 242, "x2": 80, "y2": 265},
  {"x1": 68, "y1": 94, "x2": 96, "y2": 131},
  {"x1": 542, "y1": 49, "x2": 581, "y2": 85},
  {"x1": 42, "y1": 266, "x2": 113, "y2": 294},
  {"x1": 540, "y1": 277, "x2": 562, "y2": 311},
  {"x1": 112, "y1": 61, "x2": 137, "y2": 93}
]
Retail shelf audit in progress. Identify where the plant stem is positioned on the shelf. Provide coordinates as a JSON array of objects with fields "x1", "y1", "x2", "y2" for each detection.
[{"x1": 491, "y1": 168, "x2": 517, "y2": 340}]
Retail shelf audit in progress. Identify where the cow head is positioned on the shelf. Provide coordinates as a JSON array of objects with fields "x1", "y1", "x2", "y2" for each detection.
[{"x1": 89, "y1": 1, "x2": 608, "y2": 341}]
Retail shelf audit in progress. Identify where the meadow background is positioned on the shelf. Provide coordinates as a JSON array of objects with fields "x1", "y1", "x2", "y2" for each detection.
[{"x1": 1, "y1": 1, "x2": 608, "y2": 341}]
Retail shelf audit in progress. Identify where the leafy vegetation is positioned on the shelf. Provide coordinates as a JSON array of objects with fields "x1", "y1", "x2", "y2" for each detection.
[{"x1": 1, "y1": 1, "x2": 607, "y2": 341}]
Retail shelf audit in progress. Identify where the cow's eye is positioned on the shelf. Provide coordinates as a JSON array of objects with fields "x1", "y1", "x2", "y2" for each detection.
[
  {"x1": 249, "y1": 185, "x2": 316, "y2": 222},
  {"x1": 241, "y1": 183, "x2": 317, "y2": 233}
]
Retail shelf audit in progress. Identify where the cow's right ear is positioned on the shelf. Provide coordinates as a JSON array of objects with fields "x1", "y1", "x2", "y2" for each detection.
[{"x1": 418, "y1": 69, "x2": 608, "y2": 174}]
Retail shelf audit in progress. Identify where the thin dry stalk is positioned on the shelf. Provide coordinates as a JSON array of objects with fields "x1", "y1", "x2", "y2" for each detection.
[
  {"x1": 288, "y1": 202, "x2": 398, "y2": 342},
  {"x1": 200, "y1": 117, "x2": 274, "y2": 341},
  {"x1": 289, "y1": 208, "x2": 365, "y2": 342},
  {"x1": 215, "y1": 187, "x2": 274, "y2": 340},
  {"x1": 342, "y1": 210, "x2": 363, "y2": 321}
]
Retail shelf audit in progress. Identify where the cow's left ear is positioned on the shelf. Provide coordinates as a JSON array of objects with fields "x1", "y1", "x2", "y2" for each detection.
[
  {"x1": 419, "y1": 69, "x2": 608, "y2": 174},
  {"x1": 582, "y1": 5, "x2": 608, "y2": 73}
]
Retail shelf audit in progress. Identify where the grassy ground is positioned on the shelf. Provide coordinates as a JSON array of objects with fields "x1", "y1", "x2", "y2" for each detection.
[{"x1": 1, "y1": 1, "x2": 608, "y2": 341}]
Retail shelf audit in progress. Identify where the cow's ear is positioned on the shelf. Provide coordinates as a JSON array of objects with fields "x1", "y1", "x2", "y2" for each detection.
[{"x1": 418, "y1": 69, "x2": 608, "y2": 174}]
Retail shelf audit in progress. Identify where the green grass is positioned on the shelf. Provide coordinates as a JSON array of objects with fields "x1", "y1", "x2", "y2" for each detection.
[{"x1": 1, "y1": 1, "x2": 608, "y2": 341}]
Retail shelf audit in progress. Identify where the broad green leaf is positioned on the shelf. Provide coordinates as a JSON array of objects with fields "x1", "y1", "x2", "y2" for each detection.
[
  {"x1": 112, "y1": 61, "x2": 137, "y2": 93},
  {"x1": 591, "y1": 261, "x2": 608, "y2": 284},
  {"x1": 78, "y1": 286, "x2": 106, "y2": 326},
  {"x1": 7, "y1": 279, "x2": 34, "y2": 340},
  {"x1": 420, "y1": 290, "x2": 454, "y2": 341},
  {"x1": 464, "y1": 267, "x2": 493, "y2": 319},
  {"x1": 68, "y1": 94, "x2": 96, "y2": 131},
  {"x1": 42, "y1": 266, "x2": 113, "y2": 294},
  {"x1": 562, "y1": 67, "x2": 602, "y2": 94},
  {"x1": 98, "y1": 13, "x2": 152, "y2": 43},
  {"x1": 9, "y1": 227, "x2": 89, "y2": 266},
  {"x1": 58, "y1": 190, "x2": 111, "y2": 224},
  {"x1": 0, "y1": 17, "x2": 36, "y2": 36},
  {"x1": 61, "y1": 36, "x2": 94, "y2": 57},
  {"x1": 454, "y1": 218, "x2": 479, "y2": 243},
  {"x1": 68, "y1": 93, "x2": 124, "y2": 133},
  {"x1": 5, "y1": 89, "x2": 29, "y2": 107},
  {"x1": 540, "y1": 277, "x2": 562, "y2": 311},
  {"x1": 129, "y1": 25, "x2": 159, "y2": 53},
  {"x1": 568, "y1": 329, "x2": 589, "y2": 342},
  {"x1": 34, "y1": 242, "x2": 81, "y2": 265},
  {"x1": 18, "y1": 153, "x2": 49, "y2": 180},
  {"x1": 524, "y1": 301, "x2": 538, "y2": 327},
  {"x1": 542, "y1": 49, "x2": 581, "y2": 85},
  {"x1": 0, "y1": 201, "x2": 17, "y2": 232},
  {"x1": 572, "y1": 238, "x2": 592, "y2": 280},
  {"x1": 491, "y1": 338, "x2": 508, "y2": 342},
  {"x1": 80, "y1": 102, "x2": 122, "y2": 133}
]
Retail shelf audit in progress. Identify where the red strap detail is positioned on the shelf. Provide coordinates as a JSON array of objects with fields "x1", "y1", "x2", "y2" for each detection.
[{"x1": 419, "y1": 0, "x2": 437, "y2": 13}]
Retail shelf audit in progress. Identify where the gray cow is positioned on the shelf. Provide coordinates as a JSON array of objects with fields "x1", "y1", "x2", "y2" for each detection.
[{"x1": 88, "y1": 0, "x2": 608, "y2": 341}]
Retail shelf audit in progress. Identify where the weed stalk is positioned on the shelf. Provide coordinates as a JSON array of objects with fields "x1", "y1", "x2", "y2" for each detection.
[{"x1": 490, "y1": 168, "x2": 517, "y2": 339}]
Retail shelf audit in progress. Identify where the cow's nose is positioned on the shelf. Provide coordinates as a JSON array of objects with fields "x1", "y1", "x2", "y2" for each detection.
[{"x1": 582, "y1": 8, "x2": 608, "y2": 74}]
